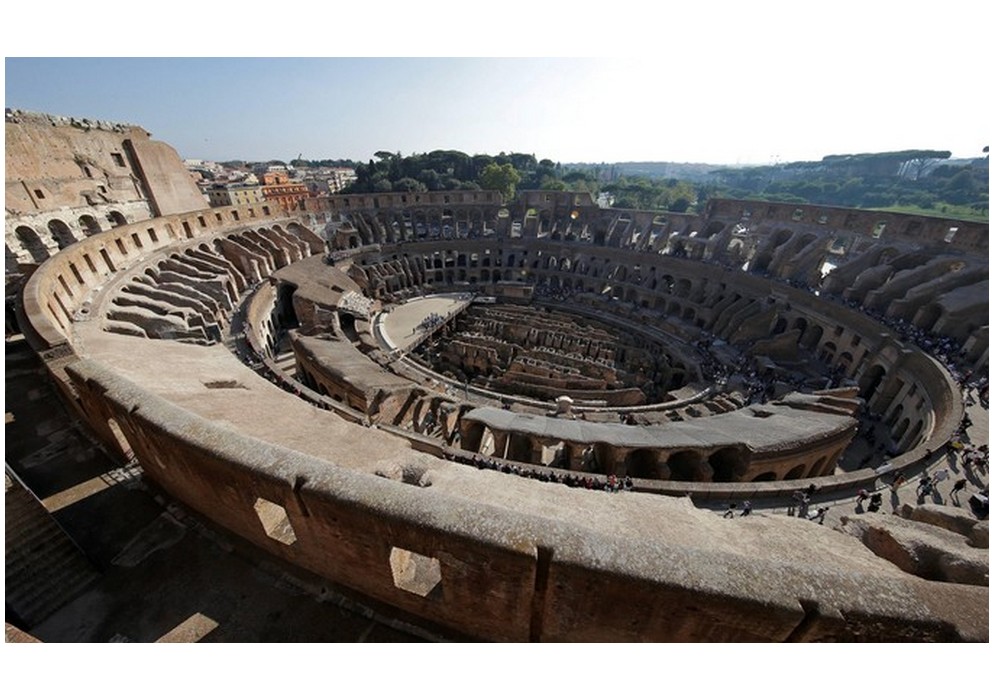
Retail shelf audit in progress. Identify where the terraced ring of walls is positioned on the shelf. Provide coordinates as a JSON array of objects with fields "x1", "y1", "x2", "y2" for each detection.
[
  {"x1": 254, "y1": 230, "x2": 964, "y2": 487},
  {"x1": 14, "y1": 200, "x2": 978, "y2": 642}
]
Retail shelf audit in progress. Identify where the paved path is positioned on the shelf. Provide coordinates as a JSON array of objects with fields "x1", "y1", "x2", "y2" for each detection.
[
  {"x1": 379, "y1": 293, "x2": 472, "y2": 352},
  {"x1": 715, "y1": 398, "x2": 989, "y2": 525}
]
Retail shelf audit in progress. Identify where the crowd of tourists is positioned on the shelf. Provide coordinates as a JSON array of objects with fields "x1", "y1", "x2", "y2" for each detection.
[{"x1": 452, "y1": 452, "x2": 635, "y2": 492}]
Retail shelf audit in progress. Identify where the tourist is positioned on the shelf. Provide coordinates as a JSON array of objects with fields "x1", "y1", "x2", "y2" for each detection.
[
  {"x1": 890, "y1": 472, "x2": 906, "y2": 493},
  {"x1": 809, "y1": 506, "x2": 829, "y2": 524},
  {"x1": 917, "y1": 476, "x2": 933, "y2": 499},
  {"x1": 856, "y1": 488, "x2": 870, "y2": 506},
  {"x1": 867, "y1": 493, "x2": 883, "y2": 513},
  {"x1": 724, "y1": 503, "x2": 736, "y2": 518},
  {"x1": 949, "y1": 478, "x2": 967, "y2": 501},
  {"x1": 739, "y1": 500, "x2": 752, "y2": 517}
]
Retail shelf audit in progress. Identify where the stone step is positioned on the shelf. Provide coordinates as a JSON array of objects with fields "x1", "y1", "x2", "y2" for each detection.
[{"x1": 5, "y1": 475, "x2": 99, "y2": 627}]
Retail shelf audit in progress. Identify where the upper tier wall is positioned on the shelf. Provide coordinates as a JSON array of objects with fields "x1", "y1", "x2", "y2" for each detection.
[{"x1": 18, "y1": 204, "x2": 316, "y2": 351}]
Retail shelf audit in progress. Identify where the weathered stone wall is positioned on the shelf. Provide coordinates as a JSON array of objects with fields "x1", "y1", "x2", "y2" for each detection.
[
  {"x1": 125, "y1": 137, "x2": 208, "y2": 217},
  {"x1": 59, "y1": 359, "x2": 990, "y2": 642},
  {"x1": 703, "y1": 198, "x2": 988, "y2": 255},
  {"x1": 6, "y1": 110, "x2": 208, "y2": 265}
]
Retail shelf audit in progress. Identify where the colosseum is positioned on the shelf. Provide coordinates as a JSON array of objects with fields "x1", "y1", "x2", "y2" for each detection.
[{"x1": 5, "y1": 109, "x2": 989, "y2": 642}]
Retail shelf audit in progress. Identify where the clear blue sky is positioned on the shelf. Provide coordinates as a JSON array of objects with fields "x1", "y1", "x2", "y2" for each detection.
[{"x1": 4, "y1": 4, "x2": 992, "y2": 166}]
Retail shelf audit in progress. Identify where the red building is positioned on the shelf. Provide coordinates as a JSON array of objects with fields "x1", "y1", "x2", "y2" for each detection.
[{"x1": 261, "y1": 171, "x2": 310, "y2": 212}]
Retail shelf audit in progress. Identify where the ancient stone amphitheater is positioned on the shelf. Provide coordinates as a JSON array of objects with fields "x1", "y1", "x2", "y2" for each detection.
[{"x1": 5, "y1": 110, "x2": 989, "y2": 641}]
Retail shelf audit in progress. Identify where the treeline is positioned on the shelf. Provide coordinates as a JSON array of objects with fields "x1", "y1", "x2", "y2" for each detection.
[
  {"x1": 275, "y1": 147, "x2": 988, "y2": 220},
  {"x1": 342, "y1": 150, "x2": 572, "y2": 200},
  {"x1": 707, "y1": 151, "x2": 988, "y2": 216}
]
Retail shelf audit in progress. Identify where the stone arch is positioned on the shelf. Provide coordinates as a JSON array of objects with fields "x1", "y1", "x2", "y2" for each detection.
[
  {"x1": 785, "y1": 464, "x2": 807, "y2": 480},
  {"x1": 624, "y1": 449, "x2": 661, "y2": 479},
  {"x1": 14, "y1": 226, "x2": 48, "y2": 263},
  {"x1": 47, "y1": 219, "x2": 77, "y2": 249},
  {"x1": 809, "y1": 456, "x2": 827, "y2": 477},
  {"x1": 836, "y1": 351, "x2": 854, "y2": 373},
  {"x1": 771, "y1": 316, "x2": 788, "y2": 335},
  {"x1": 859, "y1": 364, "x2": 887, "y2": 402},
  {"x1": 791, "y1": 317, "x2": 808, "y2": 341},
  {"x1": 819, "y1": 341, "x2": 838, "y2": 364},
  {"x1": 667, "y1": 450, "x2": 701, "y2": 481},
  {"x1": 912, "y1": 303, "x2": 943, "y2": 331},
  {"x1": 107, "y1": 210, "x2": 127, "y2": 227},
  {"x1": 708, "y1": 447, "x2": 745, "y2": 481},
  {"x1": 801, "y1": 324, "x2": 824, "y2": 351},
  {"x1": 78, "y1": 214, "x2": 102, "y2": 235},
  {"x1": 752, "y1": 471, "x2": 777, "y2": 482},
  {"x1": 703, "y1": 221, "x2": 726, "y2": 238}
]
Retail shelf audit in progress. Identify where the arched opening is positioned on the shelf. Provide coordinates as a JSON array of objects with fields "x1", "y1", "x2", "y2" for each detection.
[
  {"x1": 506, "y1": 433, "x2": 533, "y2": 463},
  {"x1": 752, "y1": 471, "x2": 777, "y2": 482},
  {"x1": 819, "y1": 341, "x2": 838, "y2": 364},
  {"x1": 785, "y1": 464, "x2": 807, "y2": 480},
  {"x1": 275, "y1": 283, "x2": 299, "y2": 329},
  {"x1": 708, "y1": 447, "x2": 744, "y2": 481},
  {"x1": 47, "y1": 219, "x2": 77, "y2": 249},
  {"x1": 836, "y1": 351, "x2": 854, "y2": 373},
  {"x1": 809, "y1": 456, "x2": 827, "y2": 477},
  {"x1": 667, "y1": 450, "x2": 701, "y2": 481},
  {"x1": 771, "y1": 317, "x2": 788, "y2": 335},
  {"x1": 107, "y1": 211, "x2": 127, "y2": 227},
  {"x1": 912, "y1": 303, "x2": 944, "y2": 331},
  {"x1": 859, "y1": 365, "x2": 887, "y2": 402},
  {"x1": 625, "y1": 448, "x2": 661, "y2": 479},
  {"x1": 14, "y1": 226, "x2": 48, "y2": 263},
  {"x1": 78, "y1": 214, "x2": 103, "y2": 235},
  {"x1": 801, "y1": 324, "x2": 824, "y2": 350},
  {"x1": 791, "y1": 317, "x2": 808, "y2": 341}
]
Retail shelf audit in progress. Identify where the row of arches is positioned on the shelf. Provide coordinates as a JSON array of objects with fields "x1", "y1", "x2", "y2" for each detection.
[{"x1": 13, "y1": 211, "x2": 128, "y2": 262}]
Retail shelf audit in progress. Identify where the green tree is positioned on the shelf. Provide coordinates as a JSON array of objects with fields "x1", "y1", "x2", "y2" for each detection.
[
  {"x1": 393, "y1": 177, "x2": 426, "y2": 192},
  {"x1": 479, "y1": 163, "x2": 521, "y2": 202}
]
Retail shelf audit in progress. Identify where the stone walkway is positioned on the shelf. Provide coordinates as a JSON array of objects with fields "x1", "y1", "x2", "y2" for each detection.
[{"x1": 712, "y1": 398, "x2": 989, "y2": 526}]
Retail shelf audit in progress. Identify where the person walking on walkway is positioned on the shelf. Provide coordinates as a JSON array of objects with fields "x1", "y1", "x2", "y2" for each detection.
[{"x1": 949, "y1": 478, "x2": 968, "y2": 503}]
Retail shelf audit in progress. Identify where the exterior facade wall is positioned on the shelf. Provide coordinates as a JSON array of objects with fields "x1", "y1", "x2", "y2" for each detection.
[{"x1": 5, "y1": 110, "x2": 206, "y2": 267}]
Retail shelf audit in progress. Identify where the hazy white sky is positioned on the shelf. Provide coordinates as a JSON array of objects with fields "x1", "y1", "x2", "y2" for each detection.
[{"x1": 4, "y1": 2, "x2": 992, "y2": 165}]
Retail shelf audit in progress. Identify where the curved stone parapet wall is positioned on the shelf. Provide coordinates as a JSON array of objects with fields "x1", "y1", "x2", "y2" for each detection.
[
  {"x1": 15, "y1": 197, "x2": 983, "y2": 641},
  {"x1": 62, "y1": 358, "x2": 987, "y2": 642}
]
